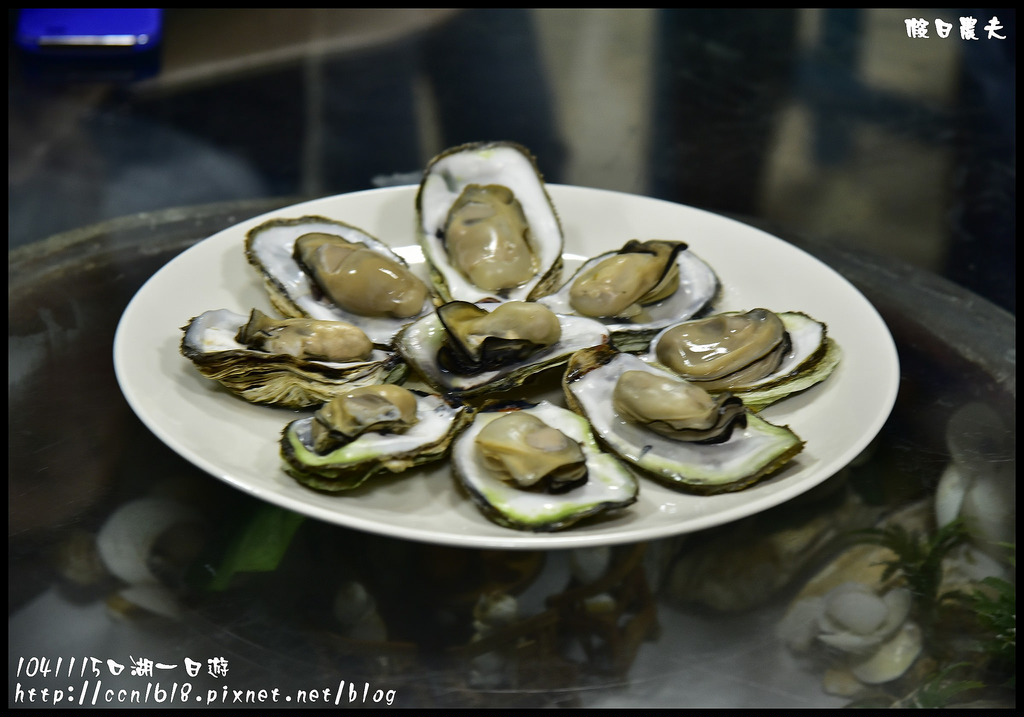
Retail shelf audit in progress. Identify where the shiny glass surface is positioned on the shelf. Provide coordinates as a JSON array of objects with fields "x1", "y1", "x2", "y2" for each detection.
[{"x1": 10, "y1": 9, "x2": 1014, "y2": 708}]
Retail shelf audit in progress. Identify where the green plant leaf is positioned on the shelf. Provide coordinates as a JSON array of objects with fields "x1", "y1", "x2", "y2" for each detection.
[{"x1": 203, "y1": 503, "x2": 306, "y2": 591}]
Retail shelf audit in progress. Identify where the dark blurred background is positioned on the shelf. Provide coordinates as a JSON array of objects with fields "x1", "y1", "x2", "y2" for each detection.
[{"x1": 9, "y1": 9, "x2": 1015, "y2": 312}]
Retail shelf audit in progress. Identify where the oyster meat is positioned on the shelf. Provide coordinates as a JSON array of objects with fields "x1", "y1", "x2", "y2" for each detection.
[
  {"x1": 443, "y1": 184, "x2": 539, "y2": 293},
  {"x1": 563, "y1": 344, "x2": 804, "y2": 494},
  {"x1": 307, "y1": 383, "x2": 420, "y2": 453},
  {"x1": 648, "y1": 309, "x2": 840, "y2": 410},
  {"x1": 416, "y1": 141, "x2": 564, "y2": 303},
  {"x1": 292, "y1": 231, "x2": 428, "y2": 319},
  {"x1": 451, "y1": 400, "x2": 638, "y2": 531},
  {"x1": 612, "y1": 369, "x2": 747, "y2": 444},
  {"x1": 435, "y1": 300, "x2": 562, "y2": 375},
  {"x1": 180, "y1": 308, "x2": 405, "y2": 408},
  {"x1": 568, "y1": 240, "x2": 688, "y2": 318},
  {"x1": 281, "y1": 384, "x2": 472, "y2": 491},
  {"x1": 475, "y1": 411, "x2": 588, "y2": 493},
  {"x1": 235, "y1": 308, "x2": 373, "y2": 362},
  {"x1": 245, "y1": 215, "x2": 433, "y2": 345},
  {"x1": 394, "y1": 300, "x2": 610, "y2": 398},
  {"x1": 538, "y1": 239, "x2": 719, "y2": 351}
]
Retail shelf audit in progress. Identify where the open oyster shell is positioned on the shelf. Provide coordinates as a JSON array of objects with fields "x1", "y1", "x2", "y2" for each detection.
[
  {"x1": 393, "y1": 301, "x2": 610, "y2": 398},
  {"x1": 563, "y1": 344, "x2": 804, "y2": 494},
  {"x1": 538, "y1": 239, "x2": 719, "y2": 351},
  {"x1": 451, "y1": 400, "x2": 639, "y2": 531},
  {"x1": 415, "y1": 141, "x2": 564, "y2": 303},
  {"x1": 280, "y1": 389, "x2": 472, "y2": 491},
  {"x1": 245, "y1": 215, "x2": 434, "y2": 346},
  {"x1": 180, "y1": 308, "x2": 406, "y2": 408},
  {"x1": 646, "y1": 309, "x2": 841, "y2": 410}
]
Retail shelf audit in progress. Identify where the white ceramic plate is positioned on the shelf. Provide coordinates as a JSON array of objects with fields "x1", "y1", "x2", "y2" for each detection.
[{"x1": 113, "y1": 185, "x2": 899, "y2": 550}]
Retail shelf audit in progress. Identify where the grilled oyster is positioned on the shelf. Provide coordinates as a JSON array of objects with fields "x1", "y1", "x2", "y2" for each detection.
[
  {"x1": 416, "y1": 141, "x2": 563, "y2": 303},
  {"x1": 563, "y1": 344, "x2": 804, "y2": 494},
  {"x1": 647, "y1": 309, "x2": 840, "y2": 410},
  {"x1": 451, "y1": 400, "x2": 638, "y2": 531},
  {"x1": 245, "y1": 215, "x2": 433, "y2": 346},
  {"x1": 538, "y1": 239, "x2": 719, "y2": 351},
  {"x1": 394, "y1": 300, "x2": 609, "y2": 398},
  {"x1": 281, "y1": 385, "x2": 472, "y2": 491},
  {"x1": 180, "y1": 308, "x2": 405, "y2": 408}
]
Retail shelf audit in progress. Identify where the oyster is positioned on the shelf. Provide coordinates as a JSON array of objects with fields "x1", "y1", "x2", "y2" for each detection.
[
  {"x1": 235, "y1": 308, "x2": 373, "y2": 362},
  {"x1": 538, "y1": 239, "x2": 719, "y2": 351},
  {"x1": 568, "y1": 240, "x2": 687, "y2": 318},
  {"x1": 475, "y1": 411, "x2": 588, "y2": 493},
  {"x1": 180, "y1": 308, "x2": 405, "y2": 408},
  {"x1": 281, "y1": 385, "x2": 472, "y2": 491},
  {"x1": 443, "y1": 184, "x2": 538, "y2": 293},
  {"x1": 394, "y1": 300, "x2": 610, "y2": 398},
  {"x1": 648, "y1": 309, "x2": 840, "y2": 410},
  {"x1": 435, "y1": 300, "x2": 562, "y2": 375},
  {"x1": 291, "y1": 232, "x2": 428, "y2": 319},
  {"x1": 563, "y1": 344, "x2": 804, "y2": 494},
  {"x1": 451, "y1": 401, "x2": 638, "y2": 531},
  {"x1": 416, "y1": 141, "x2": 564, "y2": 303},
  {"x1": 612, "y1": 370, "x2": 747, "y2": 444},
  {"x1": 245, "y1": 215, "x2": 433, "y2": 346},
  {"x1": 308, "y1": 383, "x2": 419, "y2": 453}
]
